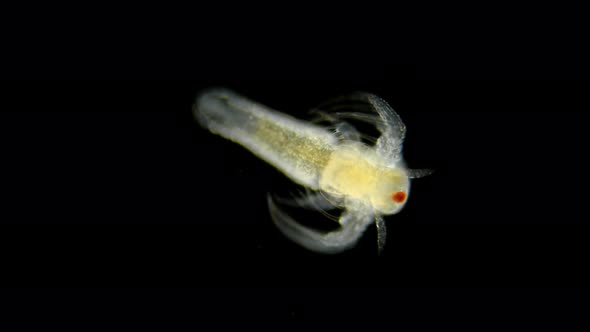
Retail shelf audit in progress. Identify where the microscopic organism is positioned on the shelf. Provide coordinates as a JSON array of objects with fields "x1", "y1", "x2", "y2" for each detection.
[{"x1": 194, "y1": 88, "x2": 431, "y2": 254}]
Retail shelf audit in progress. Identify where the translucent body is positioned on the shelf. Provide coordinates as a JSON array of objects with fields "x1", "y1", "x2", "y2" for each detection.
[{"x1": 194, "y1": 88, "x2": 429, "y2": 254}]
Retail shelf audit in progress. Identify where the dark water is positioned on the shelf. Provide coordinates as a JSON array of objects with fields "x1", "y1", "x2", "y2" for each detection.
[{"x1": 1, "y1": 76, "x2": 588, "y2": 327}]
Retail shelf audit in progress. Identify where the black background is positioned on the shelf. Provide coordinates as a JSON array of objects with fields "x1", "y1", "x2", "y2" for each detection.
[
  {"x1": 2, "y1": 4, "x2": 590, "y2": 329},
  {"x1": 1, "y1": 69, "x2": 589, "y2": 326}
]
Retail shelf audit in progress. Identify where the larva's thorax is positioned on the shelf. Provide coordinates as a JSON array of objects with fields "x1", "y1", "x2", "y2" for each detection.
[
  {"x1": 319, "y1": 143, "x2": 409, "y2": 215},
  {"x1": 253, "y1": 116, "x2": 336, "y2": 185}
]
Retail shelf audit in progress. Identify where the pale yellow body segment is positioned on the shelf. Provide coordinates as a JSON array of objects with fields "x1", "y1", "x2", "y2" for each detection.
[
  {"x1": 194, "y1": 88, "x2": 427, "y2": 254},
  {"x1": 320, "y1": 143, "x2": 409, "y2": 215}
]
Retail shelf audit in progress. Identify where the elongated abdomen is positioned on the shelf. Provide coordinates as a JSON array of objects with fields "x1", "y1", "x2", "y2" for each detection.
[{"x1": 194, "y1": 88, "x2": 338, "y2": 188}]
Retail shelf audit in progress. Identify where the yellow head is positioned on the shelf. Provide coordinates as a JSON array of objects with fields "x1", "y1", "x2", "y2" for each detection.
[
  {"x1": 319, "y1": 144, "x2": 410, "y2": 215},
  {"x1": 370, "y1": 167, "x2": 410, "y2": 215}
]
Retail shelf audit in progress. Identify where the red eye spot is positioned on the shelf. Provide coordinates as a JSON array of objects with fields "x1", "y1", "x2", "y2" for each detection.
[{"x1": 392, "y1": 191, "x2": 406, "y2": 203}]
